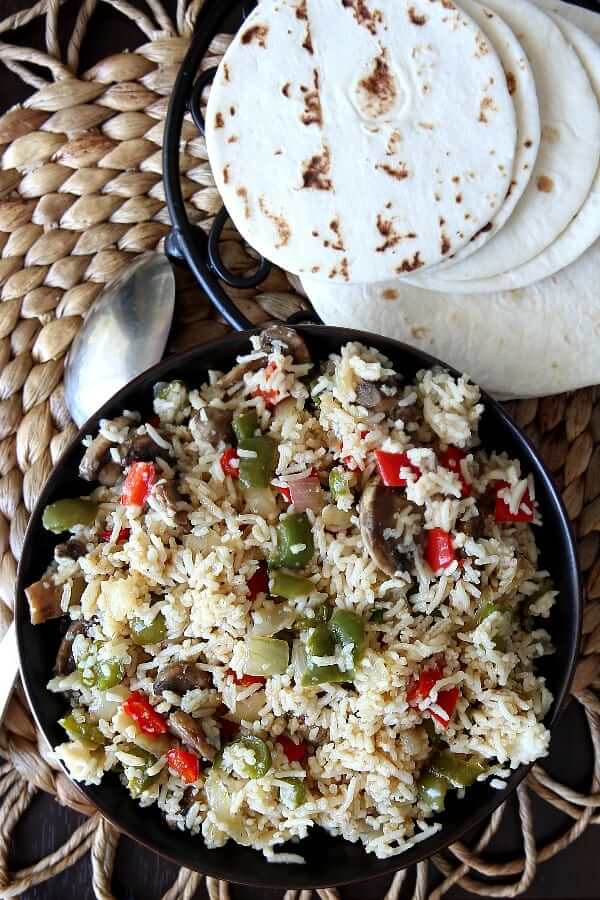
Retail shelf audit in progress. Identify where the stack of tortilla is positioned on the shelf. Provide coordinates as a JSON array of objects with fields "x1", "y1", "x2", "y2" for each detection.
[{"x1": 205, "y1": 0, "x2": 600, "y2": 398}]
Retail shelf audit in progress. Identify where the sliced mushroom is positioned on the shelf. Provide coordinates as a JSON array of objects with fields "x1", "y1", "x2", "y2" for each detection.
[
  {"x1": 189, "y1": 407, "x2": 233, "y2": 447},
  {"x1": 98, "y1": 462, "x2": 122, "y2": 487},
  {"x1": 79, "y1": 416, "x2": 131, "y2": 482},
  {"x1": 259, "y1": 324, "x2": 311, "y2": 364},
  {"x1": 25, "y1": 578, "x2": 63, "y2": 626},
  {"x1": 125, "y1": 432, "x2": 165, "y2": 464},
  {"x1": 154, "y1": 663, "x2": 212, "y2": 695},
  {"x1": 54, "y1": 539, "x2": 86, "y2": 561},
  {"x1": 354, "y1": 375, "x2": 403, "y2": 414},
  {"x1": 359, "y1": 479, "x2": 416, "y2": 577},
  {"x1": 216, "y1": 357, "x2": 265, "y2": 390},
  {"x1": 151, "y1": 481, "x2": 187, "y2": 525},
  {"x1": 54, "y1": 619, "x2": 86, "y2": 675},
  {"x1": 168, "y1": 709, "x2": 216, "y2": 761}
]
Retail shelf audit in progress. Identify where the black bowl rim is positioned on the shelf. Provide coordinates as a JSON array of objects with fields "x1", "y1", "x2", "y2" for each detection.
[{"x1": 15, "y1": 324, "x2": 583, "y2": 889}]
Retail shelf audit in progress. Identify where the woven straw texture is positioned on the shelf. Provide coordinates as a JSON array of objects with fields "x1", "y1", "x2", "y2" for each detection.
[{"x1": 0, "y1": 1, "x2": 598, "y2": 897}]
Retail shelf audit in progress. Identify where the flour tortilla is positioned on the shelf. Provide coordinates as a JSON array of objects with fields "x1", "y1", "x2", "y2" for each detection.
[
  {"x1": 206, "y1": 0, "x2": 517, "y2": 283},
  {"x1": 302, "y1": 239, "x2": 600, "y2": 399},
  {"x1": 409, "y1": 0, "x2": 600, "y2": 286},
  {"x1": 532, "y1": 0, "x2": 600, "y2": 38},
  {"x1": 428, "y1": 0, "x2": 541, "y2": 270},
  {"x1": 407, "y1": 8, "x2": 600, "y2": 293}
]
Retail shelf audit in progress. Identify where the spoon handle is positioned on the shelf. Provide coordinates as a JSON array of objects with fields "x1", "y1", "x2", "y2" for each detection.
[{"x1": 0, "y1": 623, "x2": 19, "y2": 724}]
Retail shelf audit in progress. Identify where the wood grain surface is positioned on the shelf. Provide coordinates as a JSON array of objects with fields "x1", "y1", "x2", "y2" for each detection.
[{"x1": 1, "y1": 1, "x2": 598, "y2": 897}]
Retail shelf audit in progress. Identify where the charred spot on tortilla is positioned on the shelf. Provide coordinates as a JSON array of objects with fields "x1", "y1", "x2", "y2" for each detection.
[
  {"x1": 229, "y1": 106, "x2": 236, "y2": 116},
  {"x1": 455, "y1": 194, "x2": 462, "y2": 204},
  {"x1": 434, "y1": 192, "x2": 441, "y2": 202},
  {"x1": 258, "y1": 196, "x2": 291, "y2": 248},
  {"x1": 241, "y1": 24, "x2": 269, "y2": 47},
  {"x1": 478, "y1": 96, "x2": 497, "y2": 124},
  {"x1": 376, "y1": 162, "x2": 409, "y2": 181},
  {"x1": 452, "y1": 176, "x2": 460, "y2": 184},
  {"x1": 438, "y1": 216, "x2": 445, "y2": 227},
  {"x1": 301, "y1": 70, "x2": 323, "y2": 126},
  {"x1": 537, "y1": 176, "x2": 554, "y2": 193},
  {"x1": 411, "y1": 325, "x2": 428, "y2": 339},
  {"x1": 356, "y1": 51, "x2": 397, "y2": 119},
  {"x1": 375, "y1": 214, "x2": 416, "y2": 252},
  {"x1": 227, "y1": 136, "x2": 238, "y2": 144},
  {"x1": 341, "y1": 0, "x2": 383, "y2": 35},
  {"x1": 474, "y1": 31, "x2": 489, "y2": 58},
  {"x1": 295, "y1": 0, "x2": 314, "y2": 53},
  {"x1": 236, "y1": 187, "x2": 251, "y2": 218},
  {"x1": 440, "y1": 233, "x2": 451, "y2": 255},
  {"x1": 396, "y1": 253, "x2": 423, "y2": 273},
  {"x1": 302, "y1": 146, "x2": 333, "y2": 190},
  {"x1": 524, "y1": 139, "x2": 533, "y2": 148},
  {"x1": 506, "y1": 71, "x2": 516, "y2": 95},
  {"x1": 223, "y1": 64, "x2": 230, "y2": 82},
  {"x1": 328, "y1": 257, "x2": 350, "y2": 281},
  {"x1": 419, "y1": 122, "x2": 434, "y2": 131},
  {"x1": 386, "y1": 130, "x2": 402, "y2": 155},
  {"x1": 382, "y1": 288, "x2": 399, "y2": 301},
  {"x1": 408, "y1": 6, "x2": 426, "y2": 25},
  {"x1": 506, "y1": 179, "x2": 517, "y2": 198},
  {"x1": 542, "y1": 126, "x2": 560, "y2": 144},
  {"x1": 328, "y1": 218, "x2": 346, "y2": 251},
  {"x1": 215, "y1": 113, "x2": 224, "y2": 129},
  {"x1": 471, "y1": 221, "x2": 493, "y2": 242},
  {"x1": 223, "y1": 165, "x2": 230, "y2": 184},
  {"x1": 282, "y1": 82, "x2": 291, "y2": 98}
]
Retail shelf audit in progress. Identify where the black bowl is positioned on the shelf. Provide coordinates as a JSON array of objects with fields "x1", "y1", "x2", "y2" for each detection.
[{"x1": 16, "y1": 326, "x2": 582, "y2": 889}]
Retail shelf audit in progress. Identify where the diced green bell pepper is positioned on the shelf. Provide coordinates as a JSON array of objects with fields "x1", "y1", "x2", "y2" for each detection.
[
  {"x1": 131, "y1": 612, "x2": 167, "y2": 645},
  {"x1": 428, "y1": 750, "x2": 488, "y2": 788},
  {"x1": 238, "y1": 436, "x2": 277, "y2": 489},
  {"x1": 417, "y1": 772, "x2": 449, "y2": 813},
  {"x1": 329, "y1": 468, "x2": 352, "y2": 501},
  {"x1": 270, "y1": 571, "x2": 314, "y2": 600},
  {"x1": 231, "y1": 735, "x2": 272, "y2": 779},
  {"x1": 329, "y1": 609, "x2": 365, "y2": 658},
  {"x1": 233, "y1": 409, "x2": 259, "y2": 442},
  {"x1": 43, "y1": 498, "x2": 98, "y2": 534},
  {"x1": 280, "y1": 777, "x2": 306, "y2": 808},
  {"x1": 60, "y1": 713, "x2": 104, "y2": 748},
  {"x1": 270, "y1": 512, "x2": 314, "y2": 569}
]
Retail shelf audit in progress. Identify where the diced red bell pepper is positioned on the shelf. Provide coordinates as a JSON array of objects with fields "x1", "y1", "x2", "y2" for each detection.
[
  {"x1": 425, "y1": 528, "x2": 456, "y2": 572},
  {"x1": 122, "y1": 691, "x2": 168, "y2": 735},
  {"x1": 494, "y1": 481, "x2": 534, "y2": 523},
  {"x1": 375, "y1": 449, "x2": 420, "y2": 487},
  {"x1": 120, "y1": 462, "x2": 156, "y2": 507},
  {"x1": 220, "y1": 448, "x2": 239, "y2": 478},
  {"x1": 218, "y1": 717, "x2": 240, "y2": 742},
  {"x1": 247, "y1": 562, "x2": 269, "y2": 600},
  {"x1": 430, "y1": 687, "x2": 460, "y2": 727},
  {"x1": 277, "y1": 734, "x2": 307, "y2": 763},
  {"x1": 252, "y1": 388, "x2": 280, "y2": 409},
  {"x1": 227, "y1": 669, "x2": 266, "y2": 687},
  {"x1": 166, "y1": 747, "x2": 200, "y2": 784},
  {"x1": 101, "y1": 527, "x2": 130, "y2": 544},
  {"x1": 407, "y1": 662, "x2": 444, "y2": 706},
  {"x1": 439, "y1": 447, "x2": 472, "y2": 497}
]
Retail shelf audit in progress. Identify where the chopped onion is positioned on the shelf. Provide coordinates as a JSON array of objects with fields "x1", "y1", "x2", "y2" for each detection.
[
  {"x1": 244, "y1": 636, "x2": 289, "y2": 676},
  {"x1": 252, "y1": 602, "x2": 296, "y2": 637},
  {"x1": 291, "y1": 639, "x2": 308, "y2": 684},
  {"x1": 227, "y1": 690, "x2": 266, "y2": 724},
  {"x1": 289, "y1": 476, "x2": 324, "y2": 513},
  {"x1": 244, "y1": 486, "x2": 278, "y2": 522}
]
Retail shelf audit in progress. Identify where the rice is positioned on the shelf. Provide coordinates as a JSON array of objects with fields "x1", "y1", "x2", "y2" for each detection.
[{"x1": 31, "y1": 333, "x2": 556, "y2": 863}]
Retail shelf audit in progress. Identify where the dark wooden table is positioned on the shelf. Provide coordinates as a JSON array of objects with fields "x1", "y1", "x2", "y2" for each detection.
[{"x1": 2, "y1": 1, "x2": 599, "y2": 897}]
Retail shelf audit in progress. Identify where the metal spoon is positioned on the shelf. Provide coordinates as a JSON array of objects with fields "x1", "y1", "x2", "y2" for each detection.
[
  {"x1": 0, "y1": 253, "x2": 176, "y2": 723},
  {"x1": 65, "y1": 252, "x2": 175, "y2": 426}
]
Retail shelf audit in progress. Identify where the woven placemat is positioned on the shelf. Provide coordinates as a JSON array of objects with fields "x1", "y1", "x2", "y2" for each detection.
[{"x1": 0, "y1": 1, "x2": 598, "y2": 898}]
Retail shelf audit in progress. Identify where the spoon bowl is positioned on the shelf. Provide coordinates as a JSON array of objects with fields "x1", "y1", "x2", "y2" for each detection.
[{"x1": 64, "y1": 253, "x2": 175, "y2": 427}]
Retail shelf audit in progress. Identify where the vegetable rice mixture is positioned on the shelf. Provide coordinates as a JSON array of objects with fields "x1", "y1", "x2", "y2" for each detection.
[{"x1": 26, "y1": 328, "x2": 556, "y2": 862}]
